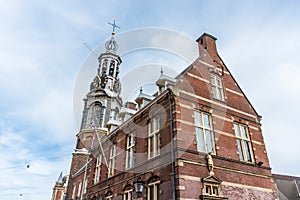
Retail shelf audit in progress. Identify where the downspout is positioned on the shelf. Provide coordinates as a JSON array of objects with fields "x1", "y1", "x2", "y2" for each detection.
[{"x1": 168, "y1": 91, "x2": 176, "y2": 200}]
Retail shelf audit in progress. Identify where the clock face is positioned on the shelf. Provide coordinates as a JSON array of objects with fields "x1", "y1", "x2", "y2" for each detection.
[
  {"x1": 91, "y1": 76, "x2": 100, "y2": 89},
  {"x1": 100, "y1": 74, "x2": 108, "y2": 89}
]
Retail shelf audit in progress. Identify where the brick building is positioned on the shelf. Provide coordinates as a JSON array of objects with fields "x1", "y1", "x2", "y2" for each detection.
[
  {"x1": 64, "y1": 29, "x2": 279, "y2": 199},
  {"x1": 51, "y1": 173, "x2": 69, "y2": 200}
]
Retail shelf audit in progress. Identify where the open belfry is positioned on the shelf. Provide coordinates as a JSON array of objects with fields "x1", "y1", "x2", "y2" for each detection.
[{"x1": 58, "y1": 20, "x2": 279, "y2": 200}]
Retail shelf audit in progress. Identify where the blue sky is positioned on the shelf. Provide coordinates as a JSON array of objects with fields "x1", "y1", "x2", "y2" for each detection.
[{"x1": 1, "y1": 0, "x2": 300, "y2": 199}]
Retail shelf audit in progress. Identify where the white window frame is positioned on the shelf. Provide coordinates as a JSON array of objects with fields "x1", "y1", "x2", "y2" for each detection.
[
  {"x1": 194, "y1": 111, "x2": 215, "y2": 153},
  {"x1": 123, "y1": 189, "x2": 133, "y2": 200},
  {"x1": 234, "y1": 123, "x2": 254, "y2": 162},
  {"x1": 71, "y1": 184, "x2": 76, "y2": 199},
  {"x1": 211, "y1": 75, "x2": 225, "y2": 101},
  {"x1": 203, "y1": 183, "x2": 220, "y2": 196},
  {"x1": 148, "y1": 116, "x2": 160, "y2": 159},
  {"x1": 147, "y1": 181, "x2": 160, "y2": 200},
  {"x1": 94, "y1": 155, "x2": 102, "y2": 184},
  {"x1": 77, "y1": 181, "x2": 82, "y2": 198},
  {"x1": 83, "y1": 178, "x2": 88, "y2": 195},
  {"x1": 126, "y1": 132, "x2": 135, "y2": 169},
  {"x1": 108, "y1": 145, "x2": 116, "y2": 177}
]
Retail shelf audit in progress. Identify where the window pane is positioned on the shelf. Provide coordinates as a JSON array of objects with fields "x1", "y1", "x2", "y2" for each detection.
[
  {"x1": 155, "y1": 118, "x2": 159, "y2": 130},
  {"x1": 156, "y1": 133, "x2": 160, "y2": 154},
  {"x1": 150, "y1": 136, "x2": 154, "y2": 157},
  {"x1": 216, "y1": 78, "x2": 221, "y2": 87},
  {"x1": 150, "y1": 185, "x2": 154, "y2": 200},
  {"x1": 240, "y1": 125, "x2": 248, "y2": 138},
  {"x1": 196, "y1": 128, "x2": 204, "y2": 152},
  {"x1": 217, "y1": 88, "x2": 223, "y2": 100},
  {"x1": 213, "y1": 186, "x2": 219, "y2": 195},
  {"x1": 244, "y1": 141, "x2": 252, "y2": 161},
  {"x1": 205, "y1": 130, "x2": 213, "y2": 153},
  {"x1": 234, "y1": 124, "x2": 240, "y2": 137},
  {"x1": 211, "y1": 77, "x2": 215, "y2": 85},
  {"x1": 194, "y1": 111, "x2": 201, "y2": 126},
  {"x1": 127, "y1": 150, "x2": 130, "y2": 168},
  {"x1": 156, "y1": 184, "x2": 160, "y2": 200},
  {"x1": 150, "y1": 120, "x2": 154, "y2": 133},
  {"x1": 212, "y1": 87, "x2": 217, "y2": 98},
  {"x1": 236, "y1": 139, "x2": 244, "y2": 160},
  {"x1": 128, "y1": 135, "x2": 132, "y2": 147},
  {"x1": 131, "y1": 150, "x2": 134, "y2": 167},
  {"x1": 203, "y1": 114, "x2": 211, "y2": 128}
]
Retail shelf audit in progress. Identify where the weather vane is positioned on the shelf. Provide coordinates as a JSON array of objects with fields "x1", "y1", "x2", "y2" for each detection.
[{"x1": 108, "y1": 18, "x2": 120, "y2": 35}]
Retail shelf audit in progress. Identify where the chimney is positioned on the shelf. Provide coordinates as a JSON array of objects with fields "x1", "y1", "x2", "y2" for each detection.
[
  {"x1": 125, "y1": 102, "x2": 137, "y2": 110},
  {"x1": 196, "y1": 33, "x2": 218, "y2": 59}
]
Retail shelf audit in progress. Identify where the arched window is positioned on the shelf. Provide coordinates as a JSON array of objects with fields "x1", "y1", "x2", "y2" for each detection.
[
  {"x1": 123, "y1": 185, "x2": 133, "y2": 200},
  {"x1": 102, "y1": 59, "x2": 108, "y2": 75},
  {"x1": 90, "y1": 102, "x2": 104, "y2": 128},
  {"x1": 105, "y1": 191, "x2": 113, "y2": 200},
  {"x1": 147, "y1": 176, "x2": 160, "y2": 200}
]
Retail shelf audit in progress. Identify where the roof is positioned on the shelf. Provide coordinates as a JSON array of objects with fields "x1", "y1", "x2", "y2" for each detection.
[{"x1": 273, "y1": 174, "x2": 300, "y2": 200}]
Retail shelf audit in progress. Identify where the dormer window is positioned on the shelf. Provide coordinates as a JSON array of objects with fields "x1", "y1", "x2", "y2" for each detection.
[
  {"x1": 211, "y1": 75, "x2": 224, "y2": 101},
  {"x1": 200, "y1": 176, "x2": 228, "y2": 200}
]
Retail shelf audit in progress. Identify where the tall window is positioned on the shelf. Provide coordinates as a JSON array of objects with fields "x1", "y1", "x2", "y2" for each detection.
[
  {"x1": 72, "y1": 184, "x2": 76, "y2": 199},
  {"x1": 148, "y1": 116, "x2": 160, "y2": 159},
  {"x1": 194, "y1": 111, "x2": 215, "y2": 153},
  {"x1": 83, "y1": 178, "x2": 88, "y2": 196},
  {"x1": 108, "y1": 145, "x2": 116, "y2": 177},
  {"x1": 147, "y1": 181, "x2": 160, "y2": 200},
  {"x1": 123, "y1": 189, "x2": 133, "y2": 200},
  {"x1": 77, "y1": 181, "x2": 82, "y2": 198},
  {"x1": 109, "y1": 61, "x2": 115, "y2": 76},
  {"x1": 211, "y1": 76, "x2": 224, "y2": 101},
  {"x1": 94, "y1": 155, "x2": 101, "y2": 183},
  {"x1": 126, "y1": 133, "x2": 135, "y2": 169},
  {"x1": 234, "y1": 123, "x2": 253, "y2": 162}
]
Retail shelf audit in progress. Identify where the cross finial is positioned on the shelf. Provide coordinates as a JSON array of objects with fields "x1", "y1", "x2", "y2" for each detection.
[{"x1": 108, "y1": 18, "x2": 120, "y2": 35}]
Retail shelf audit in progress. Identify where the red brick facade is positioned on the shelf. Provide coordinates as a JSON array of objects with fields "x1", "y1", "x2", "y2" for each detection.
[{"x1": 66, "y1": 33, "x2": 279, "y2": 200}]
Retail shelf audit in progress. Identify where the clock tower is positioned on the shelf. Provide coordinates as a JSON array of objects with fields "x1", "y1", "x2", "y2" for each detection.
[
  {"x1": 65, "y1": 20, "x2": 123, "y2": 199},
  {"x1": 81, "y1": 32, "x2": 122, "y2": 130}
]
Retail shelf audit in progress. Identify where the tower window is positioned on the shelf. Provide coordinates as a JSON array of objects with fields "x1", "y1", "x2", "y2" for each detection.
[
  {"x1": 90, "y1": 103, "x2": 104, "y2": 128},
  {"x1": 234, "y1": 123, "x2": 253, "y2": 162},
  {"x1": 102, "y1": 59, "x2": 108, "y2": 74},
  {"x1": 109, "y1": 61, "x2": 115, "y2": 76},
  {"x1": 194, "y1": 111, "x2": 215, "y2": 153},
  {"x1": 148, "y1": 116, "x2": 160, "y2": 159},
  {"x1": 211, "y1": 75, "x2": 225, "y2": 101}
]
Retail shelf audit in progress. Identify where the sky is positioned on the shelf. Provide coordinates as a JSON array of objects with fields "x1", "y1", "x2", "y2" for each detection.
[{"x1": 0, "y1": 0, "x2": 300, "y2": 199}]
